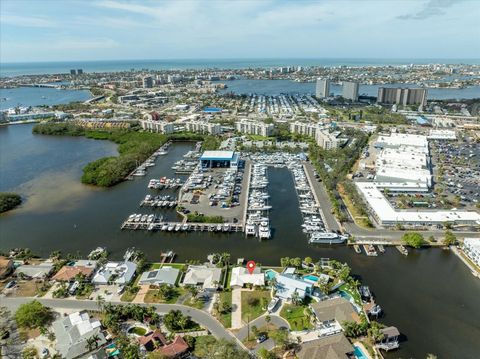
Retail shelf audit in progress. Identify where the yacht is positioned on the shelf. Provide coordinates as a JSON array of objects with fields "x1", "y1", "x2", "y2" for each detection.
[
  {"x1": 309, "y1": 232, "x2": 347, "y2": 244},
  {"x1": 245, "y1": 222, "x2": 257, "y2": 236},
  {"x1": 161, "y1": 224, "x2": 168, "y2": 231}
]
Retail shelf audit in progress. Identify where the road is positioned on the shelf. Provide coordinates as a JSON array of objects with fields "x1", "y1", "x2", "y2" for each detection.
[
  {"x1": 304, "y1": 162, "x2": 480, "y2": 241},
  {"x1": 0, "y1": 297, "x2": 244, "y2": 347}
]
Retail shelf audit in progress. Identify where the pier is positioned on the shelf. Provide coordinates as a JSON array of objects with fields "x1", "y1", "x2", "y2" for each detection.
[{"x1": 121, "y1": 219, "x2": 243, "y2": 233}]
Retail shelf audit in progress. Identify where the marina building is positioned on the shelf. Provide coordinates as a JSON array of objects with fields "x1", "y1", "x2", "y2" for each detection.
[
  {"x1": 355, "y1": 182, "x2": 480, "y2": 227},
  {"x1": 377, "y1": 87, "x2": 427, "y2": 106},
  {"x1": 463, "y1": 238, "x2": 480, "y2": 266},
  {"x1": 342, "y1": 81, "x2": 359, "y2": 101},
  {"x1": 235, "y1": 118, "x2": 274, "y2": 137},
  {"x1": 140, "y1": 119, "x2": 175, "y2": 134},
  {"x1": 315, "y1": 129, "x2": 341, "y2": 150},
  {"x1": 200, "y1": 150, "x2": 239, "y2": 169},
  {"x1": 315, "y1": 78, "x2": 330, "y2": 98},
  {"x1": 184, "y1": 120, "x2": 222, "y2": 135}
]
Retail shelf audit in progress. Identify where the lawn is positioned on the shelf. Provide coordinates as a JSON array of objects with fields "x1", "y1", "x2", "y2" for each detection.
[
  {"x1": 183, "y1": 297, "x2": 205, "y2": 309},
  {"x1": 280, "y1": 304, "x2": 313, "y2": 331},
  {"x1": 241, "y1": 290, "x2": 271, "y2": 323},
  {"x1": 216, "y1": 291, "x2": 232, "y2": 328},
  {"x1": 144, "y1": 287, "x2": 185, "y2": 304},
  {"x1": 242, "y1": 325, "x2": 279, "y2": 349},
  {"x1": 120, "y1": 288, "x2": 139, "y2": 302},
  {"x1": 338, "y1": 283, "x2": 362, "y2": 306}
]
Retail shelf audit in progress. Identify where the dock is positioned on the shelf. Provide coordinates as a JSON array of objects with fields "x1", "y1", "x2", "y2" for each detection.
[{"x1": 121, "y1": 219, "x2": 243, "y2": 233}]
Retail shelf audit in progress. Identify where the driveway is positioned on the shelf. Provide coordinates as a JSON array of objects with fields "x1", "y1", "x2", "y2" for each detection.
[
  {"x1": 235, "y1": 314, "x2": 290, "y2": 341},
  {"x1": 231, "y1": 287, "x2": 242, "y2": 329}
]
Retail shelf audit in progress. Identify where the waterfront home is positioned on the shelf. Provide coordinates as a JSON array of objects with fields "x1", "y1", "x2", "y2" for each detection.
[
  {"x1": 92, "y1": 261, "x2": 136, "y2": 285},
  {"x1": 0, "y1": 256, "x2": 14, "y2": 279},
  {"x1": 310, "y1": 297, "x2": 360, "y2": 337},
  {"x1": 377, "y1": 326, "x2": 400, "y2": 351},
  {"x1": 52, "y1": 311, "x2": 107, "y2": 359},
  {"x1": 137, "y1": 330, "x2": 189, "y2": 358},
  {"x1": 52, "y1": 261, "x2": 97, "y2": 282},
  {"x1": 138, "y1": 267, "x2": 180, "y2": 286},
  {"x1": 15, "y1": 261, "x2": 54, "y2": 279},
  {"x1": 230, "y1": 266, "x2": 265, "y2": 288},
  {"x1": 295, "y1": 333, "x2": 355, "y2": 359},
  {"x1": 463, "y1": 237, "x2": 480, "y2": 266},
  {"x1": 275, "y1": 273, "x2": 314, "y2": 301},
  {"x1": 182, "y1": 264, "x2": 222, "y2": 290}
]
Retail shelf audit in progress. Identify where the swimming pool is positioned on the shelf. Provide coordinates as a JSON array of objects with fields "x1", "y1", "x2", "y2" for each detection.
[
  {"x1": 264, "y1": 269, "x2": 278, "y2": 281},
  {"x1": 303, "y1": 274, "x2": 319, "y2": 283},
  {"x1": 354, "y1": 345, "x2": 369, "y2": 359}
]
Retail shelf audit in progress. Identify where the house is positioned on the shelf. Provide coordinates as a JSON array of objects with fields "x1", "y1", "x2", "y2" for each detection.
[
  {"x1": 15, "y1": 261, "x2": 54, "y2": 279},
  {"x1": 275, "y1": 273, "x2": 313, "y2": 301},
  {"x1": 230, "y1": 266, "x2": 265, "y2": 288},
  {"x1": 139, "y1": 267, "x2": 180, "y2": 286},
  {"x1": 310, "y1": 297, "x2": 360, "y2": 337},
  {"x1": 295, "y1": 334, "x2": 355, "y2": 359},
  {"x1": 0, "y1": 256, "x2": 14, "y2": 279},
  {"x1": 182, "y1": 265, "x2": 222, "y2": 290},
  {"x1": 52, "y1": 265, "x2": 95, "y2": 282},
  {"x1": 138, "y1": 330, "x2": 189, "y2": 358},
  {"x1": 92, "y1": 261, "x2": 136, "y2": 285},
  {"x1": 52, "y1": 311, "x2": 106, "y2": 359}
]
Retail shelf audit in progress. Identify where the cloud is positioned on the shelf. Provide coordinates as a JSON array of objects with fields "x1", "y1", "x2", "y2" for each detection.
[
  {"x1": 0, "y1": 13, "x2": 56, "y2": 28},
  {"x1": 396, "y1": 0, "x2": 464, "y2": 20}
]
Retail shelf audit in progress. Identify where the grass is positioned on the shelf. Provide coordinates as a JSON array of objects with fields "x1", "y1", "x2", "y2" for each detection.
[
  {"x1": 128, "y1": 326, "x2": 147, "y2": 336},
  {"x1": 337, "y1": 182, "x2": 373, "y2": 229},
  {"x1": 144, "y1": 287, "x2": 185, "y2": 304},
  {"x1": 224, "y1": 267, "x2": 232, "y2": 289},
  {"x1": 280, "y1": 304, "x2": 313, "y2": 331},
  {"x1": 216, "y1": 291, "x2": 232, "y2": 328},
  {"x1": 241, "y1": 290, "x2": 271, "y2": 323},
  {"x1": 120, "y1": 288, "x2": 139, "y2": 302},
  {"x1": 338, "y1": 283, "x2": 362, "y2": 306},
  {"x1": 242, "y1": 325, "x2": 279, "y2": 349},
  {"x1": 183, "y1": 297, "x2": 205, "y2": 309}
]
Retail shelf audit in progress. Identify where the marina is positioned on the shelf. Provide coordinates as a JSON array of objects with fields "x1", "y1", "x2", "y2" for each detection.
[{"x1": 127, "y1": 142, "x2": 171, "y2": 179}]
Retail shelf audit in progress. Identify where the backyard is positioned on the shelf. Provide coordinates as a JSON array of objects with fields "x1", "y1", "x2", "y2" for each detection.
[
  {"x1": 280, "y1": 303, "x2": 313, "y2": 331},
  {"x1": 241, "y1": 290, "x2": 271, "y2": 323}
]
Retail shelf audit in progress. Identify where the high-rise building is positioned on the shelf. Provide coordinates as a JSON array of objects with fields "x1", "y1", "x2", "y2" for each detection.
[
  {"x1": 77, "y1": 69, "x2": 83, "y2": 75},
  {"x1": 342, "y1": 81, "x2": 359, "y2": 101},
  {"x1": 377, "y1": 87, "x2": 427, "y2": 106},
  {"x1": 70, "y1": 69, "x2": 76, "y2": 75},
  {"x1": 142, "y1": 76, "x2": 153, "y2": 88},
  {"x1": 315, "y1": 78, "x2": 330, "y2": 98}
]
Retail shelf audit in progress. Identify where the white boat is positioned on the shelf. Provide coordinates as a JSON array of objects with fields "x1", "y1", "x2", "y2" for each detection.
[
  {"x1": 267, "y1": 297, "x2": 280, "y2": 312},
  {"x1": 245, "y1": 222, "x2": 257, "y2": 236},
  {"x1": 309, "y1": 232, "x2": 347, "y2": 244},
  {"x1": 161, "y1": 224, "x2": 168, "y2": 231}
]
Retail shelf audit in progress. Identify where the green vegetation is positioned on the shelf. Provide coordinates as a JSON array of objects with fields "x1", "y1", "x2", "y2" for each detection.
[
  {"x1": 144, "y1": 286, "x2": 184, "y2": 304},
  {"x1": 241, "y1": 290, "x2": 271, "y2": 323},
  {"x1": 0, "y1": 192, "x2": 22, "y2": 213},
  {"x1": 443, "y1": 230, "x2": 457, "y2": 246},
  {"x1": 129, "y1": 326, "x2": 147, "y2": 336},
  {"x1": 338, "y1": 180, "x2": 373, "y2": 228},
  {"x1": 169, "y1": 132, "x2": 221, "y2": 150},
  {"x1": 22, "y1": 346, "x2": 38, "y2": 359},
  {"x1": 120, "y1": 285, "x2": 140, "y2": 302},
  {"x1": 14, "y1": 300, "x2": 53, "y2": 330},
  {"x1": 163, "y1": 309, "x2": 200, "y2": 332},
  {"x1": 101, "y1": 303, "x2": 160, "y2": 334},
  {"x1": 214, "y1": 291, "x2": 232, "y2": 328},
  {"x1": 193, "y1": 336, "x2": 249, "y2": 359},
  {"x1": 402, "y1": 232, "x2": 426, "y2": 248},
  {"x1": 187, "y1": 212, "x2": 224, "y2": 223},
  {"x1": 279, "y1": 304, "x2": 313, "y2": 331}
]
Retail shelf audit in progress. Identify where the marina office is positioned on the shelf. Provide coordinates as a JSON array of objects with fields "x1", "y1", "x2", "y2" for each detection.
[{"x1": 200, "y1": 150, "x2": 239, "y2": 170}]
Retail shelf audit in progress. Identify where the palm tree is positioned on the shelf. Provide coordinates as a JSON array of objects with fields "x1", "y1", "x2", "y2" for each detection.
[
  {"x1": 96, "y1": 295, "x2": 105, "y2": 313},
  {"x1": 291, "y1": 290, "x2": 301, "y2": 306},
  {"x1": 85, "y1": 334, "x2": 100, "y2": 351},
  {"x1": 265, "y1": 315, "x2": 271, "y2": 331},
  {"x1": 220, "y1": 252, "x2": 231, "y2": 266}
]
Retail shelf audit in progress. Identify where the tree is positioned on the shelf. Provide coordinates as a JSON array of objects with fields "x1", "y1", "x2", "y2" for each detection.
[
  {"x1": 22, "y1": 346, "x2": 37, "y2": 359},
  {"x1": 443, "y1": 230, "x2": 457, "y2": 246},
  {"x1": 271, "y1": 328, "x2": 289, "y2": 349},
  {"x1": 15, "y1": 300, "x2": 53, "y2": 330},
  {"x1": 280, "y1": 257, "x2": 290, "y2": 268},
  {"x1": 290, "y1": 257, "x2": 302, "y2": 268},
  {"x1": 116, "y1": 334, "x2": 141, "y2": 359},
  {"x1": 86, "y1": 334, "x2": 101, "y2": 351},
  {"x1": 185, "y1": 285, "x2": 199, "y2": 300},
  {"x1": 158, "y1": 284, "x2": 174, "y2": 301},
  {"x1": 194, "y1": 337, "x2": 249, "y2": 359},
  {"x1": 265, "y1": 315, "x2": 271, "y2": 330},
  {"x1": 367, "y1": 321, "x2": 385, "y2": 342},
  {"x1": 251, "y1": 325, "x2": 259, "y2": 337},
  {"x1": 426, "y1": 354, "x2": 438, "y2": 359},
  {"x1": 402, "y1": 232, "x2": 425, "y2": 248},
  {"x1": 291, "y1": 290, "x2": 302, "y2": 305},
  {"x1": 303, "y1": 257, "x2": 313, "y2": 266},
  {"x1": 257, "y1": 347, "x2": 277, "y2": 359}
]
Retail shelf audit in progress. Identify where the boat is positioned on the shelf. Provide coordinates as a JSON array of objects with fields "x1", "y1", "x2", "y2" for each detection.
[
  {"x1": 182, "y1": 223, "x2": 189, "y2": 231},
  {"x1": 245, "y1": 222, "x2": 257, "y2": 236},
  {"x1": 88, "y1": 247, "x2": 107, "y2": 260},
  {"x1": 396, "y1": 245, "x2": 408, "y2": 256},
  {"x1": 161, "y1": 224, "x2": 168, "y2": 231},
  {"x1": 223, "y1": 223, "x2": 230, "y2": 232},
  {"x1": 175, "y1": 224, "x2": 182, "y2": 232},
  {"x1": 359, "y1": 286, "x2": 372, "y2": 301},
  {"x1": 369, "y1": 304, "x2": 382, "y2": 317},
  {"x1": 353, "y1": 245, "x2": 362, "y2": 254},
  {"x1": 309, "y1": 232, "x2": 347, "y2": 244},
  {"x1": 364, "y1": 244, "x2": 378, "y2": 256},
  {"x1": 167, "y1": 225, "x2": 174, "y2": 231},
  {"x1": 267, "y1": 297, "x2": 280, "y2": 312},
  {"x1": 377, "y1": 244, "x2": 385, "y2": 253}
]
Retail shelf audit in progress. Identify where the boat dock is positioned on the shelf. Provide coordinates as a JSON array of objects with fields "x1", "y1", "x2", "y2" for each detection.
[{"x1": 121, "y1": 218, "x2": 243, "y2": 233}]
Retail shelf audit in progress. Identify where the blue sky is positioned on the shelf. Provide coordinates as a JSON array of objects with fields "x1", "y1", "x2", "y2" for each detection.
[{"x1": 1, "y1": 0, "x2": 478, "y2": 62}]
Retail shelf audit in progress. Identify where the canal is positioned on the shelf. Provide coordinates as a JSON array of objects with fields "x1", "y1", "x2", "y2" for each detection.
[{"x1": 1, "y1": 124, "x2": 479, "y2": 358}]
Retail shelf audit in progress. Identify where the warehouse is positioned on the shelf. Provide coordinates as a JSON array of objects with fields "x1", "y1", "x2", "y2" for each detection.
[{"x1": 200, "y1": 150, "x2": 239, "y2": 169}]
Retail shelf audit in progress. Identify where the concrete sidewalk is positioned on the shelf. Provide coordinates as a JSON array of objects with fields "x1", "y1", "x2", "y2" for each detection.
[{"x1": 231, "y1": 287, "x2": 243, "y2": 329}]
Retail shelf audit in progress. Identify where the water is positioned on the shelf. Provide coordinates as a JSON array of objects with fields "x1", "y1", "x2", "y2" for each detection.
[
  {"x1": 0, "y1": 87, "x2": 92, "y2": 110},
  {"x1": 219, "y1": 79, "x2": 480, "y2": 100},
  {"x1": 0, "y1": 125, "x2": 480, "y2": 357},
  {"x1": 1, "y1": 58, "x2": 480, "y2": 77}
]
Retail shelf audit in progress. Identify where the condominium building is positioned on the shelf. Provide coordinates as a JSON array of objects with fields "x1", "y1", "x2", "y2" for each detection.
[
  {"x1": 140, "y1": 119, "x2": 175, "y2": 134},
  {"x1": 377, "y1": 87, "x2": 427, "y2": 106},
  {"x1": 463, "y1": 238, "x2": 480, "y2": 267},
  {"x1": 184, "y1": 120, "x2": 222, "y2": 135},
  {"x1": 289, "y1": 121, "x2": 321, "y2": 138},
  {"x1": 142, "y1": 76, "x2": 153, "y2": 88},
  {"x1": 342, "y1": 81, "x2": 359, "y2": 101},
  {"x1": 315, "y1": 78, "x2": 330, "y2": 98},
  {"x1": 235, "y1": 119, "x2": 274, "y2": 137},
  {"x1": 315, "y1": 130, "x2": 340, "y2": 150}
]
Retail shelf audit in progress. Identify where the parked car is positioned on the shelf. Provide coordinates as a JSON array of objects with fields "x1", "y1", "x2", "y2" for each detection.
[
  {"x1": 5, "y1": 280, "x2": 16, "y2": 289},
  {"x1": 256, "y1": 334, "x2": 268, "y2": 343}
]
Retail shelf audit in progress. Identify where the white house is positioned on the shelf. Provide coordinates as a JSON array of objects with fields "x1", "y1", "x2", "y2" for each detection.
[
  {"x1": 230, "y1": 266, "x2": 265, "y2": 288},
  {"x1": 138, "y1": 266, "x2": 180, "y2": 286},
  {"x1": 275, "y1": 274, "x2": 313, "y2": 301},
  {"x1": 92, "y1": 261, "x2": 137, "y2": 285},
  {"x1": 182, "y1": 265, "x2": 222, "y2": 290}
]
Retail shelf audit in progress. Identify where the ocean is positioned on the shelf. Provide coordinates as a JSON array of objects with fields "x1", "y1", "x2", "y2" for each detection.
[{"x1": 1, "y1": 58, "x2": 480, "y2": 77}]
